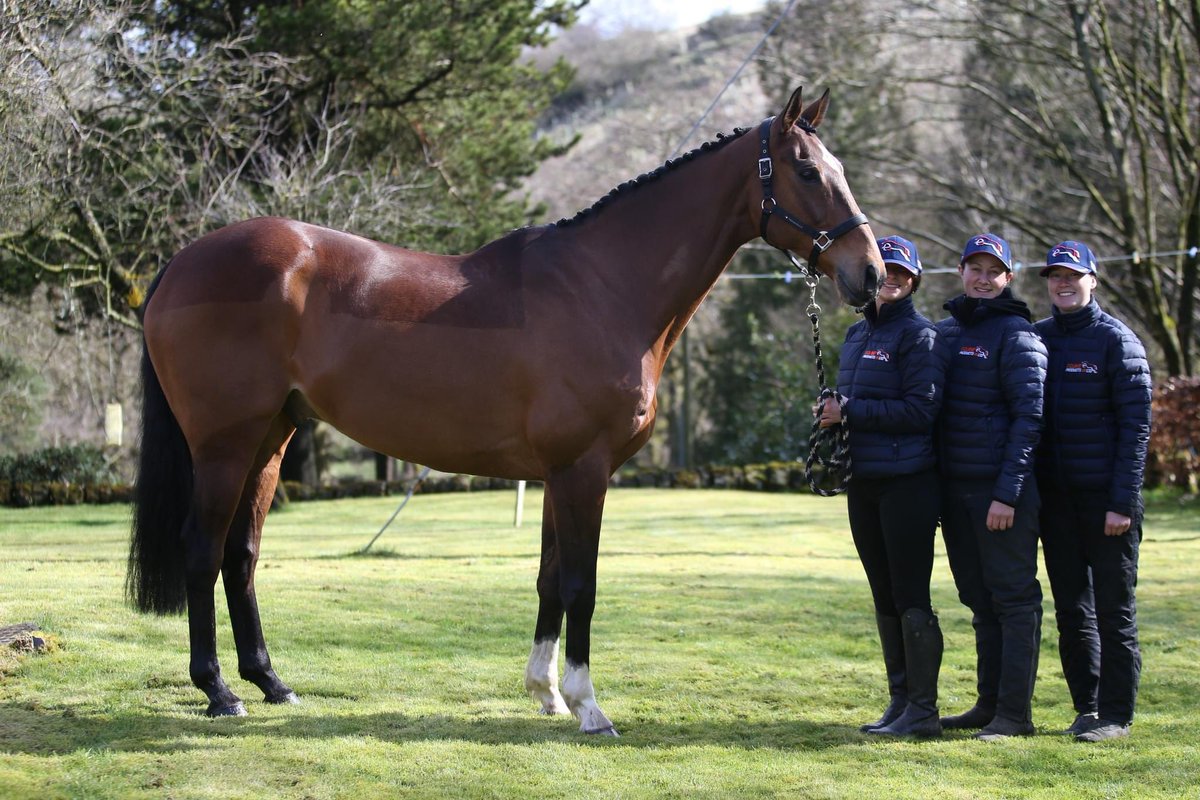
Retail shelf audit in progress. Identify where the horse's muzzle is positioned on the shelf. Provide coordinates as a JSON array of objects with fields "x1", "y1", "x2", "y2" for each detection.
[{"x1": 837, "y1": 261, "x2": 882, "y2": 308}]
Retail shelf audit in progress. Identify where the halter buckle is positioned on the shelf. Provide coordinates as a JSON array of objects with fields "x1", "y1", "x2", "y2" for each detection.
[
  {"x1": 757, "y1": 157, "x2": 773, "y2": 180},
  {"x1": 813, "y1": 232, "x2": 833, "y2": 251}
]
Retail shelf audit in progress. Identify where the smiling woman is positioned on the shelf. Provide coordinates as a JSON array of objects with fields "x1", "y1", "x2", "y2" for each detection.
[
  {"x1": 819, "y1": 234, "x2": 947, "y2": 738},
  {"x1": 935, "y1": 232, "x2": 1049, "y2": 741},
  {"x1": 1034, "y1": 239, "x2": 1151, "y2": 742}
]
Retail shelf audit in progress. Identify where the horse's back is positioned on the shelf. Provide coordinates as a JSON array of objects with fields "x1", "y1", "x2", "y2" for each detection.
[
  {"x1": 152, "y1": 218, "x2": 385, "y2": 308},
  {"x1": 153, "y1": 216, "x2": 547, "y2": 320},
  {"x1": 143, "y1": 218, "x2": 568, "y2": 475}
]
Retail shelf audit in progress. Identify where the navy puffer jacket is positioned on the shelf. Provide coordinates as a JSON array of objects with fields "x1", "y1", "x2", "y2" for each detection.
[
  {"x1": 1035, "y1": 301, "x2": 1151, "y2": 517},
  {"x1": 837, "y1": 296, "x2": 944, "y2": 478},
  {"x1": 936, "y1": 290, "x2": 1047, "y2": 505}
]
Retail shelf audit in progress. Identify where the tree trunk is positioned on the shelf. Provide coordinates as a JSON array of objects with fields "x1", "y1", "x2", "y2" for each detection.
[{"x1": 374, "y1": 452, "x2": 395, "y2": 481}]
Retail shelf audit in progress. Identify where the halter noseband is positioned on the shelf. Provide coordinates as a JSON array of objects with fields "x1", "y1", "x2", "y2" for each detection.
[{"x1": 757, "y1": 118, "x2": 869, "y2": 271}]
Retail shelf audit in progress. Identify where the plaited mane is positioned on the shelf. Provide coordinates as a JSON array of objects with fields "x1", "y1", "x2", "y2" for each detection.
[{"x1": 555, "y1": 126, "x2": 752, "y2": 227}]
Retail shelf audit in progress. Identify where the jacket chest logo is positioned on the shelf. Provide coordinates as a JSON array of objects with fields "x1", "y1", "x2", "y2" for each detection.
[
  {"x1": 862, "y1": 349, "x2": 891, "y2": 363},
  {"x1": 1065, "y1": 361, "x2": 1099, "y2": 374},
  {"x1": 959, "y1": 345, "x2": 990, "y2": 359}
]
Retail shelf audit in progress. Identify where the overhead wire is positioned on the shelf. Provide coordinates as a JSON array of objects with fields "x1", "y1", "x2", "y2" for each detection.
[{"x1": 723, "y1": 245, "x2": 1200, "y2": 281}]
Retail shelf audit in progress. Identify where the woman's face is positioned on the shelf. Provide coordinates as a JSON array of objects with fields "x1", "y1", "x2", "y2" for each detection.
[
  {"x1": 959, "y1": 255, "x2": 1012, "y2": 298},
  {"x1": 1045, "y1": 267, "x2": 1096, "y2": 313},
  {"x1": 876, "y1": 263, "x2": 915, "y2": 306}
]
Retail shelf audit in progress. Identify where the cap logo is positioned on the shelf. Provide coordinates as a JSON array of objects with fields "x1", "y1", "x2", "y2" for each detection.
[
  {"x1": 972, "y1": 236, "x2": 1004, "y2": 259},
  {"x1": 1050, "y1": 245, "x2": 1081, "y2": 264},
  {"x1": 880, "y1": 240, "x2": 911, "y2": 262}
]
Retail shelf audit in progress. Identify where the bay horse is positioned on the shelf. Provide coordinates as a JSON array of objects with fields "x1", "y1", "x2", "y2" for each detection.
[{"x1": 127, "y1": 86, "x2": 882, "y2": 734}]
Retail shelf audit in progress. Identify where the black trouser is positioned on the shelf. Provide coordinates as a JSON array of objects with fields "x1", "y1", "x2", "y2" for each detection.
[
  {"x1": 941, "y1": 478, "x2": 1043, "y2": 723},
  {"x1": 1039, "y1": 483, "x2": 1141, "y2": 724},
  {"x1": 847, "y1": 469, "x2": 939, "y2": 616}
]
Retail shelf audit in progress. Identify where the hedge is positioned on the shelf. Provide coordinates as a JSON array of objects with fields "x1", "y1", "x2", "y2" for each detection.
[
  {"x1": 0, "y1": 480, "x2": 134, "y2": 508},
  {"x1": 0, "y1": 463, "x2": 820, "y2": 508},
  {"x1": 1146, "y1": 376, "x2": 1200, "y2": 492}
]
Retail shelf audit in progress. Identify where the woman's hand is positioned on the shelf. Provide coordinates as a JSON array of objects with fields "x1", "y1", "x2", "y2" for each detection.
[
  {"x1": 986, "y1": 500, "x2": 1015, "y2": 531},
  {"x1": 1105, "y1": 511, "x2": 1133, "y2": 536},
  {"x1": 817, "y1": 396, "x2": 844, "y2": 428}
]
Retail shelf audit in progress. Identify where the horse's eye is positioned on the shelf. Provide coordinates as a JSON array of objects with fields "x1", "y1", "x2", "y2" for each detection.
[{"x1": 798, "y1": 166, "x2": 821, "y2": 183}]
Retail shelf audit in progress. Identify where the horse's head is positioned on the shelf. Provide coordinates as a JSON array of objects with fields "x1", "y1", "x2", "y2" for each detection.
[{"x1": 756, "y1": 87, "x2": 883, "y2": 307}]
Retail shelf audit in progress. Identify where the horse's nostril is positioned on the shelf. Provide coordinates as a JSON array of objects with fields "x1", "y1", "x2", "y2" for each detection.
[{"x1": 864, "y1": 263, "x2": 881, "y2": 296}]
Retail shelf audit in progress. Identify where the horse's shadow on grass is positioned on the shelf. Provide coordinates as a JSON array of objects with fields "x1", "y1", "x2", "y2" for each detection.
[{"x1": 0, "y1": 700, "x2": 888, "y2": 755}]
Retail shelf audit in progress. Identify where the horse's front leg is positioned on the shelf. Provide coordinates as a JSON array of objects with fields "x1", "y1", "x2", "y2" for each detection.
[
  {"x1": 543, "y1": 457, "x2": 617, "y2": 736},
  {"x1": 525, "y1": 489, "x2": 569, "y2": 715}
]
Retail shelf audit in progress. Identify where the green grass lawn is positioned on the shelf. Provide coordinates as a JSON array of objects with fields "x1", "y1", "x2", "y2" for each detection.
[{"x1": 1, "y1": 488, "x2": 1197, "y2": 799}]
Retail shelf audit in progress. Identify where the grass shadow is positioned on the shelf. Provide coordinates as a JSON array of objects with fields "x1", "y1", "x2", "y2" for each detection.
[
  {"x1": 324, "y1": 549, "x2": 540, "y2": 561},
  {"x1": 0, "y1": 700, "x2": 876, "y2": 755}
]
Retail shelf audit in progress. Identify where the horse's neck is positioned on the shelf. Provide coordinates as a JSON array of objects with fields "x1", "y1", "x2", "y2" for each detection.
[{"x1": 564, "y1": 136, "x2": 758, "y2": 353}]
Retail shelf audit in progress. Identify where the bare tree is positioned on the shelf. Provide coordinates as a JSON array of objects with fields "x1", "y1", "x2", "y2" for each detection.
[
  {"x1": 0, "y1": 0, "x2": 443, "y2": 472},
  {"x1": 0, "y1": 0, "x2": 432, "y2": 329},
  {"x1": 756, "y1": 0, "x2": 1198, "y2": 375},
  {"x1": 928, "y1": 0, "x2": 1197, "y2": 374}
]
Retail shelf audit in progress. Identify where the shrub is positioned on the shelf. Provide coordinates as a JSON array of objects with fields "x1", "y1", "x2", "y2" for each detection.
[
  {"x1": 1147, "y1": 377, "x2": 1200, "y2": 492},
  {"x1": 0, "y1": 444, "x2": 118, "y2": 485}
]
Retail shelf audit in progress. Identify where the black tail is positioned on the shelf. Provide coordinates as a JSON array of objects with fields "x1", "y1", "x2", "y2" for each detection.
[{"x1": 126, "y1": 267, "x2": 192, "y2": 615}]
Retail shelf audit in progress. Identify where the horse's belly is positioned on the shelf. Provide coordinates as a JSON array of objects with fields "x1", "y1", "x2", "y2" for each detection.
[
  {"x1": 293, "y1": 322, "x2": 542, "y2": 478},
  {"x1": 328, "y1": 405, "x2": 541, "y2": 481},
  {"x1": 290, "y1": 278, "x2": 659, "y2": 479}
]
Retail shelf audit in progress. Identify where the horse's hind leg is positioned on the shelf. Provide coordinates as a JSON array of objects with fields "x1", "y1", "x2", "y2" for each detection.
[
  {"x1": 222, "y1": 413, "x2": 298, "y2": 705},
  {"x1": 185, "y1": 430, "x2": 268, "y2": 717},
  {"x1": 525, "y1": 490, "x2": 569, "y2": 715}
]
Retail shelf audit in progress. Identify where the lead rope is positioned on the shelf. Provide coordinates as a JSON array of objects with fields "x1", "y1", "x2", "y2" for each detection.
[{"x1": 788, "y1": 257, "x2": 853, "y2": 496}]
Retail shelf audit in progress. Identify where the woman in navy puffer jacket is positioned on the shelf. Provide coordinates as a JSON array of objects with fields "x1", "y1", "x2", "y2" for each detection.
[
  {"x1": 935, "y1": 233, "x2": 1047, "y2": 742},
  {"x1": 818, "y1": 235, "x2": 946, "y2": 738},
  {"x1": 1035, "y1": 240, "x2": 1151, "y2": 743}
]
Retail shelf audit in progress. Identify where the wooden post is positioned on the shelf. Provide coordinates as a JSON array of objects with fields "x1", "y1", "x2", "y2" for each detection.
[
  {"x1": 104, "y1": 403, "x2": 123, "y2": 448},
  {"x1": 514, "y1": 480, "x2": 526, "y2": 527}
]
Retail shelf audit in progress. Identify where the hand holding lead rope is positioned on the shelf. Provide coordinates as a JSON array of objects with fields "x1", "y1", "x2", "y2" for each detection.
[{"x1": 798, "y1": 271, "x2": 852, "y2": 496}]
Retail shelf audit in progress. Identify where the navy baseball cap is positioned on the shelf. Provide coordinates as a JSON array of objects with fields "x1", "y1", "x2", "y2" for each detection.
[
  {"x1": 960, "y1": 233, "x2": 1013, "y2": 271},
  {"x1": 1040, "y1": 240, "x2": 1097, "y2": 276},
  {"x1": 877, "y1": 235, "x2": 922, "y2": 275}
]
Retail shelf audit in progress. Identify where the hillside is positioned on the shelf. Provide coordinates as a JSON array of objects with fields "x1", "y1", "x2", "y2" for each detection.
[{"x1": 524, "y1": 13, "x2": 771, "y2": 223}]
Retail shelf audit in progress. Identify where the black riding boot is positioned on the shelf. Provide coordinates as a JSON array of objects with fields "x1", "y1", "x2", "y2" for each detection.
[
  {"x1": 975, "y1": 608, "x2": 1041, "y2": 740},
  {"x1": 861, "y1": 614, "x2": 906, "y2": 732},
  {"x1": 941, "y1": 613, "x2": 1001, "y2": 729},
  {"x1": 871, "y1": 608, "x2": 943, "y2": 738}
]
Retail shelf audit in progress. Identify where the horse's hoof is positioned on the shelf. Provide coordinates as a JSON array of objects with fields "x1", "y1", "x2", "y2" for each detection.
[
  {"x1": 266, "y1": 691, "x2": 300, "y2": 705},
  {"x1": 207, "y1": 701, "x2": 247, "y2": 717},
  {"x1": 583, "y1": 725, "x2": 620, "y2": 737}
]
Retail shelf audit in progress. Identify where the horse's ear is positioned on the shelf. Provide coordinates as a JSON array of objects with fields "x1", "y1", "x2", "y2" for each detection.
[
  {"x1": 780, "y1": 86, "x2": 805, "y2": 131},
  {"x1": 800, "y1": 88, "x2": 831, "y2": 130}
]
